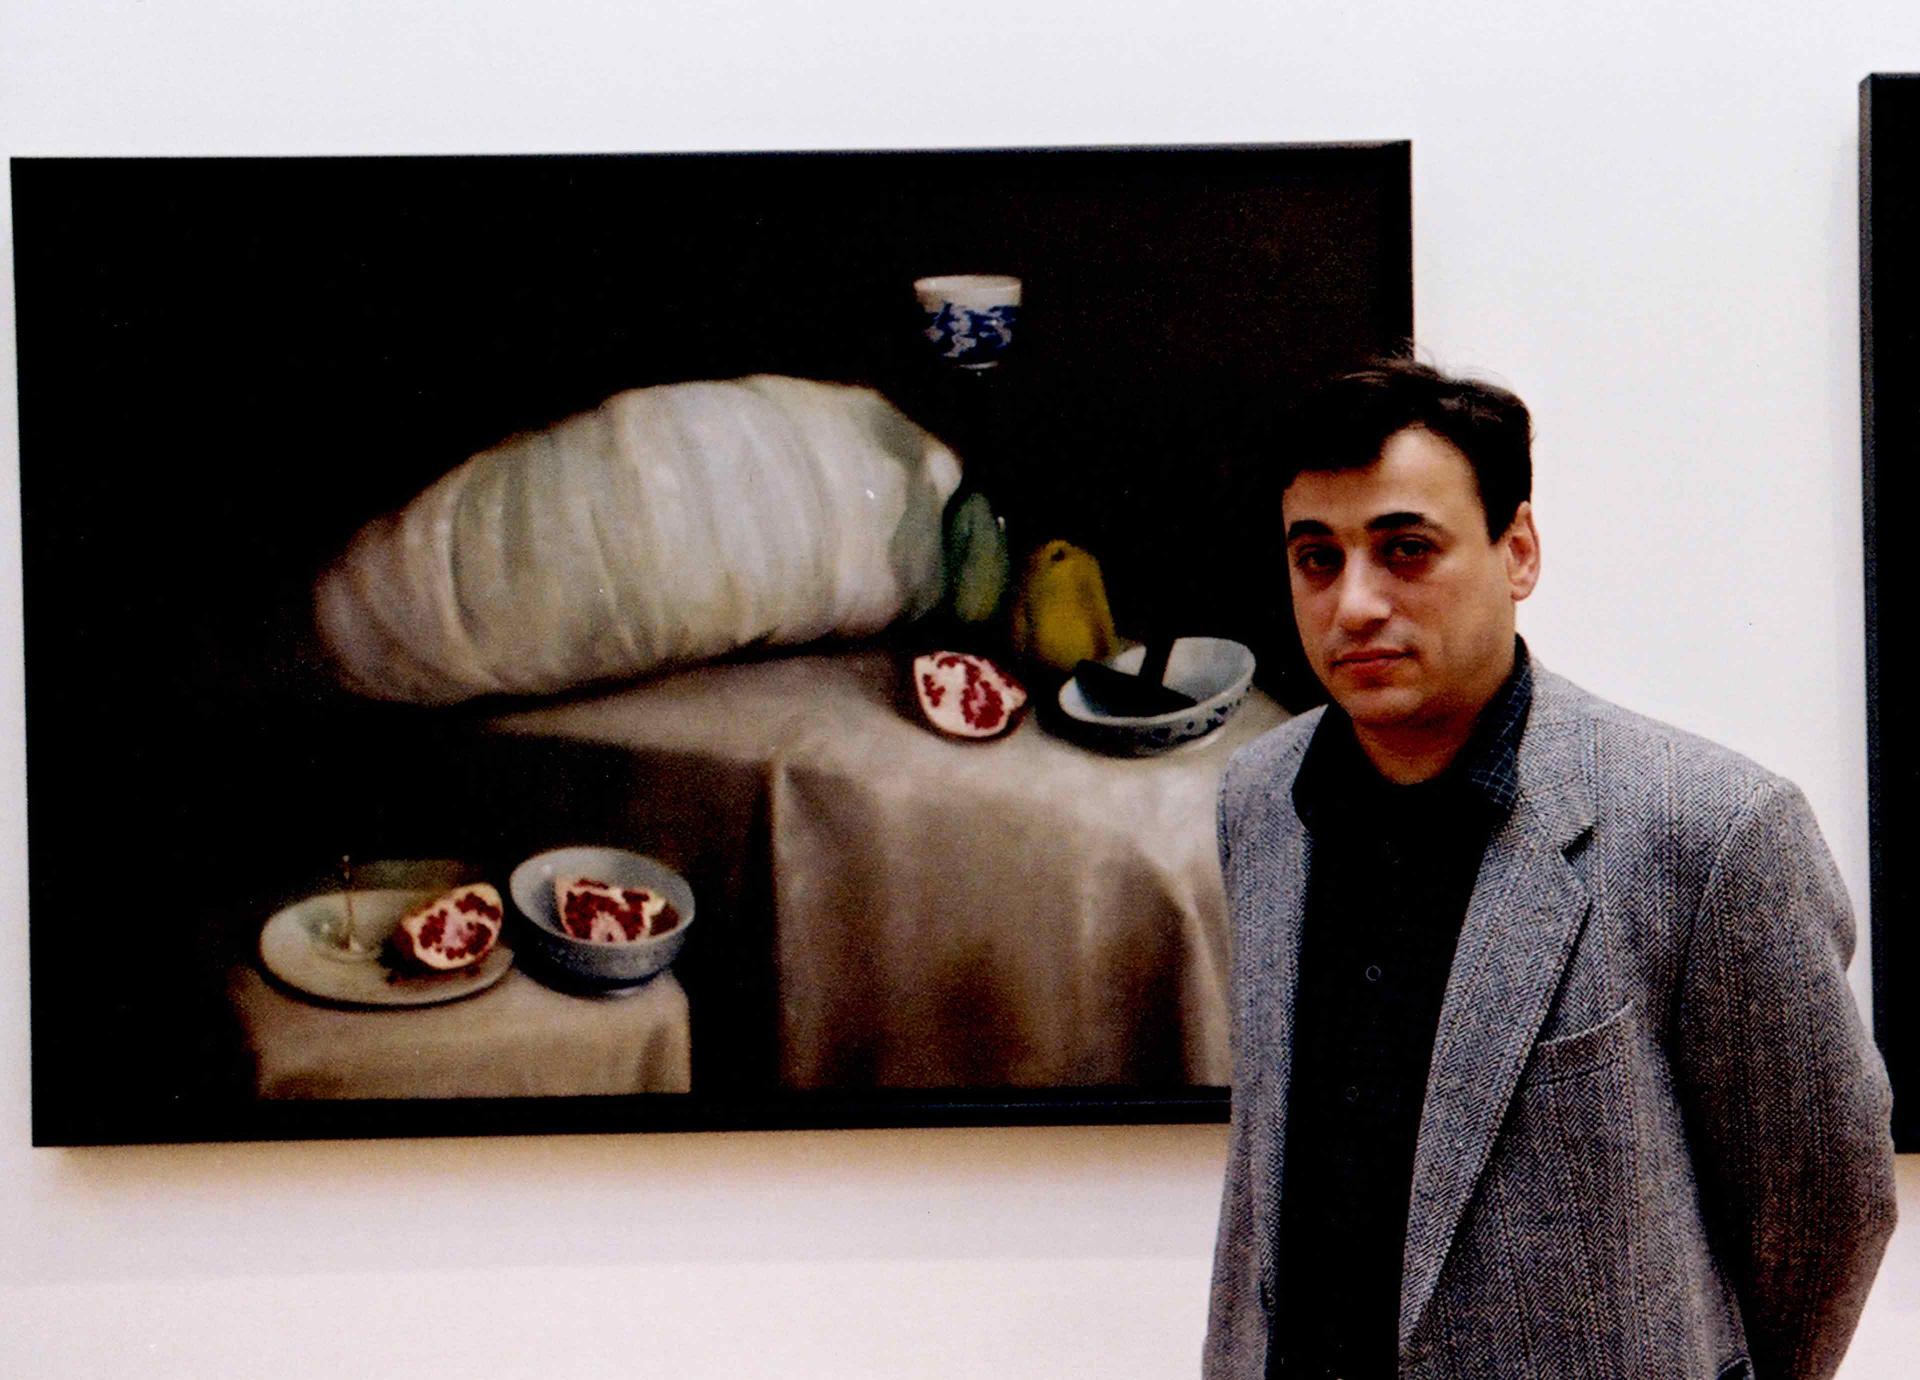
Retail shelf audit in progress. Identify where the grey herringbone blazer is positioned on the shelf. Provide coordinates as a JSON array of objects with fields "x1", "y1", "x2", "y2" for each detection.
[{"x1": 1204, "y1": 668, "x2": 1897, "y2": 1380}]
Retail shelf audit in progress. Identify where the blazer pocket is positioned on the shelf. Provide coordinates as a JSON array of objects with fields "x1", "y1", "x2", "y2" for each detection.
[{"x1": 1525, "y1": 1000, "x2": 1634, "y2": 1083}]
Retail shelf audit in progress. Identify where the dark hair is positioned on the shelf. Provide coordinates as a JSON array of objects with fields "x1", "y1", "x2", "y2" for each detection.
[{"x1": 1280, "y1": 357, "x2": 1533, "y2": 539}]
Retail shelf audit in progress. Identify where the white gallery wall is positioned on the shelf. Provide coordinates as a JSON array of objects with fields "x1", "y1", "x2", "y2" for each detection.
[{"x1": 3, "y1": 2, "x2": 1918, "y2": 1374}]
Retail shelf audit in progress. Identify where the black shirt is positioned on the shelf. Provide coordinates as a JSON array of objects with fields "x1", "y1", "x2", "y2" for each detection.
[{"x1": 1269, "y1": 640, "x2": 1534, "y2": 1380}]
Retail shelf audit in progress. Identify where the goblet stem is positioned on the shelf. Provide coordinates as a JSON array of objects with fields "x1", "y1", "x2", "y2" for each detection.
[{"x1": 339, "y1": 854, "x2": 357, "y2": 952}]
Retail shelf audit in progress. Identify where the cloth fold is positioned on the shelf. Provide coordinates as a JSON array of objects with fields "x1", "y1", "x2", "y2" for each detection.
[{"x1": 314, "y1": 376, "x2": 962, "y2": 704}]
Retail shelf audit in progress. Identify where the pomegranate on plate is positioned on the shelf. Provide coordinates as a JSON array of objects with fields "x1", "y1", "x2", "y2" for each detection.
[
  {"x1": 388, "y1": 882, "x2": 505, "y2": 971},
  {"x1": 555, "y1": 876, "x2": 682, "y2": 943},
  {"x1": 911, "y1": 651, "x2": 1028, "y2": 740}
]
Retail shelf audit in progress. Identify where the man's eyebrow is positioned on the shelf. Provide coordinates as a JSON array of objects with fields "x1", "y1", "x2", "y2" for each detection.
[
  {"x1": 1283, "y1": 511, "x2": 1448, "y2": 542},
  {"x1": 1365, "y1": 510, "x2": 1440, "y2": 533}
]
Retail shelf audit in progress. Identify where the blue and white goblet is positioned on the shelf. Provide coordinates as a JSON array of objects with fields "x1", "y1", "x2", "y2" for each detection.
[{"x1": 914, "y1": 273, "x2": 1021, "y2": 369}]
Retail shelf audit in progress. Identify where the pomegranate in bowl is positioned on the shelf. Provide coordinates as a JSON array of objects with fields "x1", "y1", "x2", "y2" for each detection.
[
  {"x1": 509, "y1": 846, "x2": 695, "y2": 990},
  {"x1": 554, "y1": 875, "x2": 683, "y2": 943}
]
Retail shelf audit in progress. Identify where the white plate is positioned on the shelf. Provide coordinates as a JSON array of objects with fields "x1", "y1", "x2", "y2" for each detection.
[{"x1": 259, "y1": 887, "x2": 514, "y2": 1007}]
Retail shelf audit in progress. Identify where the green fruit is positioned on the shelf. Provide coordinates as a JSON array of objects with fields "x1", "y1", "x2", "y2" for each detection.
[{"x1": 944, "y1": 490, "x2": 1011, "y2": 625}]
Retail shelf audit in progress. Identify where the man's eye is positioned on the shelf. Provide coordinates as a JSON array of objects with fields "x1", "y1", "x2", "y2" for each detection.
[
  {"x1": 1384, "y1": 537, "x2": 1434, "y2": 562},
  {"x1": 1292, "y1": 546, "x2": 1340, "y2": 575}
]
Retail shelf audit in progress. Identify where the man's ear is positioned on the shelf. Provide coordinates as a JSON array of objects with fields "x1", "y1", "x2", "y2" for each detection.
[{"x1": 1502, "y1": 501, "x2": 1541, "y2": 602}]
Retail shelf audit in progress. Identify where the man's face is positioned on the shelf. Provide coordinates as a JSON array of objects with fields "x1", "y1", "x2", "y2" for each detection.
[{"x1": 1283, "y1": 426, "x2": 1540, "y2": 737}]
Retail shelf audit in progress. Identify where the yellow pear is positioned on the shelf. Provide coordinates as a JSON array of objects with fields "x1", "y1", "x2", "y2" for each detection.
[{"x1": 1011, "y1": 540, "x2": 1119, "y2": 673}]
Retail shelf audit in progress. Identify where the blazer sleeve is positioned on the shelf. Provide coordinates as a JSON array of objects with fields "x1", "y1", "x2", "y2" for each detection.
[
  {"x1": 1203, "y1": 772, "x2": 1267, "y2": 1379},
  {"x1": 1672, "y1": 777, "x2": 1898, "y2": 1380},
  {"x1": 1203, "y1": 1080, "x2": 1265, "y2": 1378}
]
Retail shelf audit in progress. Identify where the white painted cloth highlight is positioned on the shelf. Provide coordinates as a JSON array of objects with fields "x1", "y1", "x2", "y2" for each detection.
[{"x1": 313, "y1": 375, "x2": 961, "y2": 704}]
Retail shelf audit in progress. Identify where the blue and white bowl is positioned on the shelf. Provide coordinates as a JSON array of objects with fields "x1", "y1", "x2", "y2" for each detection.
[
  {"x1": 914, "y1": 273, "x2": 1021, "y2": 369},
  {"x1": 1057, "y1": 637, "x2": 1257, "y2": 756},
  {"x1": 509, "y1": 846, "x2": 696, "y2": 990}
]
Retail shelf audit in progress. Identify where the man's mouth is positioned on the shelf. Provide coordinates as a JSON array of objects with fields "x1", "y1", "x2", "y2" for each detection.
[{"x1": 1333, "y1": 648, "x2": 1409, "y2": 667}]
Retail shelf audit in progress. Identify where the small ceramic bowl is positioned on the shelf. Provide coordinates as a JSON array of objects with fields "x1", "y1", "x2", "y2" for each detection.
[
  {"x1": 1057, "y1": 637, "x2": 1256, "y2": 756},
  {"x1": 509, "y1": 846, "x2": 696, "y2": 990},
  {"x1": 914, "y1": 273, "x2": 1021, "y2": 369}
]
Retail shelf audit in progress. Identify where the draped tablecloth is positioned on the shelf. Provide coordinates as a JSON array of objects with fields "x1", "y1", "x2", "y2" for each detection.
[
  {"x1": 230, "y1": 966, "x2": 691, "y2": 1099},
  {"x1": 484, "y1": 647, "x2": 1288, "y2": 1091}
]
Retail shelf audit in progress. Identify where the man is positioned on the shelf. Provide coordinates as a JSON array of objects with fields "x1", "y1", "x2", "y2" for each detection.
[{"x1": 1204, "y1": 360, "x2": 1897, "y2": 1380}]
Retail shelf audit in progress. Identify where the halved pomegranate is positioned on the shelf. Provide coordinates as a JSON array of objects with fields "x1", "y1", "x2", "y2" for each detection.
[
  {"x1": 555, "y1": 875, "x2": 681, "y2": 943},
  {"x1": 911, "y1": 651, "x2": 1028, "y2": 740},
  {"x1": 390, "y1": 882, "x2": 504, "y2": 971}
]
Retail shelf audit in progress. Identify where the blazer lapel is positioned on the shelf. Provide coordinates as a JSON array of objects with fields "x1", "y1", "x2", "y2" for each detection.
[{"x1": 1397, "y1": 680, "x2": 1598, "y2": 1354}]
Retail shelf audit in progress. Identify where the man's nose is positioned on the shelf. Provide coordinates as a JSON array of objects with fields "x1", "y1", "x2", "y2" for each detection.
[{"x1": 1332, "y1": 559, "x2": 1392, "y2": 630}]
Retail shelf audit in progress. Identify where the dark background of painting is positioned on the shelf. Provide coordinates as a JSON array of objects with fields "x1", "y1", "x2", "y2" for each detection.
[
  {"x1": 1862, "y1": 78, "x2": 1918, "y2": 1151},
  {"x1": 13, "y1": 146, "x2": 1411, "y2": 1145}
]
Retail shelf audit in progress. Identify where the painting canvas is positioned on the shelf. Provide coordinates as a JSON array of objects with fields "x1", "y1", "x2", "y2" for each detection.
[
  {"x1": 14, "y1": 145, "x2": 1411, "y2": 1145},
  {"x1": 1861, "y1": 77, "x2": 1918, "y2": 1151}
]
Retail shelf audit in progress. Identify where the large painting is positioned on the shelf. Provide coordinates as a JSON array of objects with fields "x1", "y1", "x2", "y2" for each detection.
[
  {"x1": 1862, "y1": 78, "x2": 1918, "y2": 1151},
  {"x1": 14, "y1": 145, "x2": 1412, "y2": 1145}
]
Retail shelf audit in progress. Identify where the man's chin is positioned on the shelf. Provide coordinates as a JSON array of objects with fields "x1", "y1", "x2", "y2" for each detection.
[{"x1": 1327, "y1": 682, "x2": 1423, "y2": 727}]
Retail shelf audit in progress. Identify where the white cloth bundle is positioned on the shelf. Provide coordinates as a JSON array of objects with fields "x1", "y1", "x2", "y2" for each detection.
[{"x1": 314, "y1": 375, "x2": 961, "y2": 704}]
